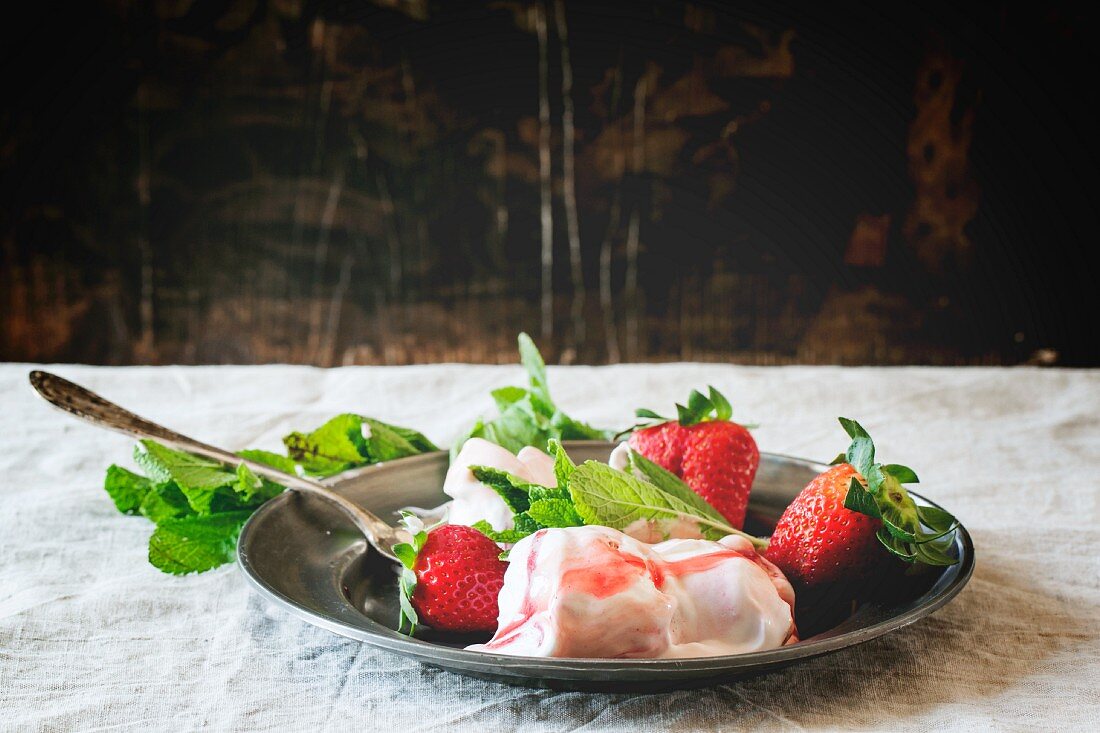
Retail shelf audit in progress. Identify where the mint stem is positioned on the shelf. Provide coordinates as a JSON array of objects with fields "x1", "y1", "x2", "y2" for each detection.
[{"x1": 635, "y1": 508, "x2": 768, "y2": 551}]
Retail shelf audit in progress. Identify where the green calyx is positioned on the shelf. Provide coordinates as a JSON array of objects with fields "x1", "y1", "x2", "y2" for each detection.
[
  {"x1": 392, "y1": 512, "x2": 431, "y2": 635},
  {"x1": 626, "y1": 385, "x2": 737, "y2": 435},
  {"x1": 835, "y1": 418, "x2": 960, "y2": 567}
]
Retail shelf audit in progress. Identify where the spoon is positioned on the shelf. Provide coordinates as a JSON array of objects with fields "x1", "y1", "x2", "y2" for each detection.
[{"x1": 27, "y1": 370, "x2": 408, "y2": 562}]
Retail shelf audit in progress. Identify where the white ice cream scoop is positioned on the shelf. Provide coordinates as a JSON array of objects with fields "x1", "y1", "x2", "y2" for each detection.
[{"x1": 443, "y1": 438, "x2": 557, "y2": 531}]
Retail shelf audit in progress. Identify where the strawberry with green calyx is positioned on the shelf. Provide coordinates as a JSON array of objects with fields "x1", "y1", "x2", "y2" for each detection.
[
  {"x1": 765, "y1": 418, "x2": 959, "y2": 630},
  {"x1": 626, "y1": 386, "x2": 759, "y2": 529},
  {"x1": 829, "y1": 418, "x2": 959, "y2": 565},
  {"x1": 393, "y1": 513, "x2": 508, "y2": 635}
]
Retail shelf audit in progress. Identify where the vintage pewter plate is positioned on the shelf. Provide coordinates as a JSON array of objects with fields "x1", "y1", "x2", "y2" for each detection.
[{"x1": 237, "y1": 441, "x2": 974, "y2": 691}]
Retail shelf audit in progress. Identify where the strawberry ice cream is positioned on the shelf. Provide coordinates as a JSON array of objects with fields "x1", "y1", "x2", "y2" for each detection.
[
  {"x1": 443, "y1": 438, "x2": 556, "y2": 531},
  {"x1": 468, "y1": 525, "x2": 797, "y2": 658}
]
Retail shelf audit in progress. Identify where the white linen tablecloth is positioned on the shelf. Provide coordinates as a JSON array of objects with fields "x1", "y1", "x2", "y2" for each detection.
[{"x1": 1, "y1": 363, "x2": 1098, "y2": 731}]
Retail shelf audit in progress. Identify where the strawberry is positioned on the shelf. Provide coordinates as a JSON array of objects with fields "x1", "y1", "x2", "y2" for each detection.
[
  {"x1": 764, "y1": 462, "x2": 885, "y2": 589},
  {"x1": 628, "y1": 386, "x2": 759, "y2": 528},
  {"x1": 393, "y1": 517, "x2": 507, "y2": 634},
  {"x1": 765, "y1": 418, "x2": 960, "y2": 630}
]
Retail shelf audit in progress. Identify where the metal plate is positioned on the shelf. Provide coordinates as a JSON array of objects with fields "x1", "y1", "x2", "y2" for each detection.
[{"x1": 237, "y1": 441, "x2": 974, "y2": 691}]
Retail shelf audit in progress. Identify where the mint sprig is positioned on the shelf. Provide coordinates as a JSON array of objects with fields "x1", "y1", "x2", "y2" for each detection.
[
  {"x1": 567, "y1": 461, "x2": 762, "y2": 545},
  {"x1": 468, "y1": 457, "x2": 584, "y2": 543},
  {"x1": 468, "y1": 439, "x2": 768, "y2": 550},
  {"x1": 452, "y1": 333, "x2": 614, "y2": 460},
  {"x1": 836, "y1": 418, "x2": 960, "y2": 566},
  {"x1": 103, "y1": 414, "x2": 437, "y2": 575}
]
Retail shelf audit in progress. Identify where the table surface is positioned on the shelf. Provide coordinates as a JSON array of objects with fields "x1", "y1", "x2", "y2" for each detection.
[{"x1": 2, "y1": 363, "x2": 1098, "y2": 731}]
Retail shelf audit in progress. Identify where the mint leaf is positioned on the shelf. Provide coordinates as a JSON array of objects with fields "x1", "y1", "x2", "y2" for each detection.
[
  {"x1": 382, "y1": 424, "x2": 438, "y2": 454},
  {"x1": 525, "y1": 498, "x2": 583, "y2": 527},
  {"x1": 491, "y1": 386, "x2": 529, "y2": 412},
  {"x1": 518, "y1": 332, "x2": 551, "y2": 403},
  {"x1": 628, "y1": 450, "x2": 729, "y2": 526},
  {"x1": 104, "y1": 465, "x2": 154, "y2": 514},
  {"x1": 138, "y1": 441, "x2": 238, "y2": 492},
  {"x1": 528, "y1": 485, "x2": 571, "y2": 502},
  {"x1": 512, "y1": 513, "x2": 543, "y2": 535},
  {"x1": 237, "y1": 449, "x2": 299, "y2": 475},
  {"x1": 468, "y1": 482, "x2": 581, "y2": 543},
  {"x1": 483, "y1": 406, "x2": 554, "y2": 455},
  {"x1": 566, "y1": 460, "x2": 738, "y2": 543},
  {"x1": 234, "y1": 463, "x2": 266, "y2": 503},
  {"x1": 549, "y1": 411, "x2": 610, "y2": 440},
  {"x1": 471, "y1": 519, "x2": 495, "y2": 535},
  {"x1": 136, "y1": 441, "x2": 237, "y2": 515},
  {"x1": 469, "y1": 466, "x2": 539, "y2": 513},
  {"x1": 232, "y1": 463, "x2": 284, "y2": 505},
  {"x1": 362, "y1": 418, "x2": 437, "y2": 462},
  {"x1": 138, "y1": 482, "x2": 193, "y2": 525},
  {"x1": 547, "y1": 438, "x2": 575, "y2": 487},
  {"x1": 453, "y1": 404, "x2": 554, "y2": 460},
  {"x1": 133, "y1": 446, "x2": 172, "y2": 484},
  {"x1": 178, "y1": 485, "x2": 225, "y2": 515},
  {"x1": 283, "y1": 413, "x2": 369, "y2": 476},
  {"x1": 147, "y1": 511, "x2": 252, "y2": 575},
  {"x1": 469, "y1": 445, "x2": 764, "y2": 548},
  {"x1": 472, "y1": 520, "x2": 535, "y2": 544}
]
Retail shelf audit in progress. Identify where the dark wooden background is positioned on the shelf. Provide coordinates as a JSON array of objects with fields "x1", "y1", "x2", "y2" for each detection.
[{"x1": 2, "y1": 1, "x2": 1097, "y2": 366}]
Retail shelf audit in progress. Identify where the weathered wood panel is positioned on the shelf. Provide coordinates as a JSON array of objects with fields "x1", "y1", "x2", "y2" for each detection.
[{"x1": 2, "y1": 2, "x2": 1095, "y2": 366}]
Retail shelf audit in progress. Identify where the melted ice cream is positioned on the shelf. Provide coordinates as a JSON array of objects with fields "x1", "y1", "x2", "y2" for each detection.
[{"x1": 468, "y1": 526, "x2": 796, "y2": 658}]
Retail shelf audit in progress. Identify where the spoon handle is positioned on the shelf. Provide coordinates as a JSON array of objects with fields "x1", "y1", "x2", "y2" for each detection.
[{"x1": 27, "y1": 370, "x2": 405, "y2": 562}]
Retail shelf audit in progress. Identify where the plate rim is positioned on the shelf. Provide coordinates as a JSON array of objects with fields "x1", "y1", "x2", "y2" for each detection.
[{"x1": 237, "y1": 446, "x2": 975, "y2": 674}]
